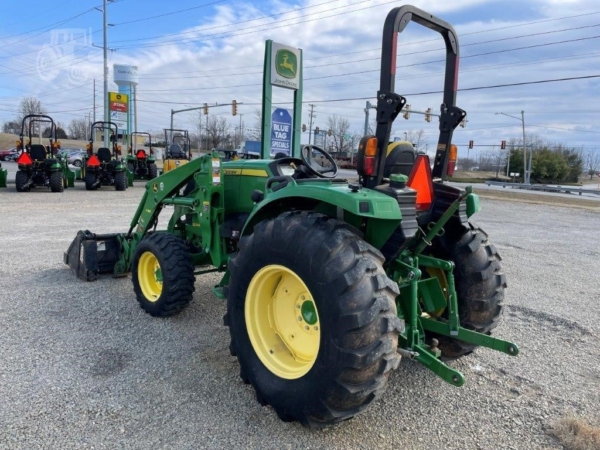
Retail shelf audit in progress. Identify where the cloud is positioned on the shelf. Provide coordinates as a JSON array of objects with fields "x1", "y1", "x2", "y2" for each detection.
[{"x1": 0, "y1": 0, "x2": 598, "y2": 156}]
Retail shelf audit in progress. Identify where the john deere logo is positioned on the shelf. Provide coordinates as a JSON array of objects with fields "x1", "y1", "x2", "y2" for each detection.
[
  {"x1": 152, "y1": 183, "x2": 158, "y2": 193},
  {"x1": 276, "y1": 50, "x2": 296, "y2": 78}
]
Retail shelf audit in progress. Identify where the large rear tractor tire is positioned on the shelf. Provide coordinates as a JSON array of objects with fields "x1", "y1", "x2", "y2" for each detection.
[
  {"x1": 50, "y1": 171, "x2": 64, "y2": 192},
  {"x1": 427, "y1": 224, "x2": 506, "y2": 360},
  {"x1": 226, "y1": 211, "x2": 403, "y2": 428},
  {"x1": 114, "y1": 170, "x2": 127, "y2": 191},
  {"x1": 132, "y1": 232, "x2": 195, "y2": 317},
  {"x1": 15, "y1": 170, "x2": 30, "y2": 192},
  {"x1": 148, "y1": 163, "x2": 158, "y2": 179},
  {"x1": 85, "y1": 172, "x2": 98, "y2": 191}
]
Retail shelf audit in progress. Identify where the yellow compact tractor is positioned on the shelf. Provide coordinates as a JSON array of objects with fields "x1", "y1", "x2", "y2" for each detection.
[{"x1": 162, "y1": 128, "x2": 191, "y2": 173}]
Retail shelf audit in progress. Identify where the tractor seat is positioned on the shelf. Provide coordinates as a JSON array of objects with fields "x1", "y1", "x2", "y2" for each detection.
[
  {"x1": 29, "y1": 145, "x2": 47, "y2": 162},
  {"x1": 97, "y1": 148, "x2": 112, "y2": 163},
  {"x1": 167, "y1": 144, "x2": 185, "y2": 159},
  {"x1": 384, "y1": 141, "x2": 417, "y2": 178}
]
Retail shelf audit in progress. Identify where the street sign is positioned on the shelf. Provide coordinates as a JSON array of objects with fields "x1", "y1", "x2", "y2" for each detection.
[
  {"x1": 271, "y1": 42, "x2": 301, "y2": 90},
  {"x1": 271, "y1": 108, "x2": 293, "y2": 156},
  {"x1": 109, "y1": 92, "x2": 128, "y2": 132},
  {"x1": 314, "y1": 129, "x2": 325, "y2": 147}
]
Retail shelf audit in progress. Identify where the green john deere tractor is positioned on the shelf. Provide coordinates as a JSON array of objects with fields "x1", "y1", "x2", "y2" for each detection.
[
  {"x1": 14, "y1": 114, "x2": 74, "y2": 192},
  {"x1": 126, "y1": 132, "x2": 158, "y2": 180},
  {"x1": 0, "y1": 162, "x2": 6, "y2": 188},
  {"x1": 83, "y1": 121, "x2": 129, "y2": 191},
  {"x1": 65, "y1": 5, "x2": 517, "y2": 428}
]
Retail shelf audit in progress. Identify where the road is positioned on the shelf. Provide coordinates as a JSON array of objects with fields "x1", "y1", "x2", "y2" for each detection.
[{"x1": 1, "y1": 177, "x2": 599, "y2": 449}]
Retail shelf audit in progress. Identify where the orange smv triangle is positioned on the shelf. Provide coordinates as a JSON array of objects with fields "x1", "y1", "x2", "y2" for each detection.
[{"x1": 407, "y1": 154, "x2": 434, "y2": 211}]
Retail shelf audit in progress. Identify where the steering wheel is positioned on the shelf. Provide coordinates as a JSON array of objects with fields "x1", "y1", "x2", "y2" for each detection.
[{"x1": 300, "y1": 145, "x2": 338, "y2": 178}]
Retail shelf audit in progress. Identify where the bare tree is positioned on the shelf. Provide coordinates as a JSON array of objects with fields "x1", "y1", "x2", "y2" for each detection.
[
  {"x1": 326, "y1": 115, "x2": 352, "y2": 154},
  {"x1": 16, "y1": 97, "x2": 47, "y2": 136},
  {"x1": 247, "y1": 108, "x2": 262, "y2": 141},
  {"x1": 586, "y1": 150, "x2": 600, "y2": 179},
  {"x1": 405, "y1": 130, "x2": 426, "y2": 152},
  {"x1": 68, "y1": 118, "x2": 88, "y2": 140},
  {"x1": 206, "y1": 116, "x2": 231, "y2": 149},
  {"x1": 2, "y1": 120, "x2": 20, "y2": 134}
]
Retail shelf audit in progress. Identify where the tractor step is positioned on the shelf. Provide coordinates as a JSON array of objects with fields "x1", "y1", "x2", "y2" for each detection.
[{"x1": 64, "y1": 230, "x2": 123, "y2": 281}]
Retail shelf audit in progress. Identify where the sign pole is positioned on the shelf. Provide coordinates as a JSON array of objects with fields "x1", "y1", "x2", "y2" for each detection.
[
  {"x1": 292, "y1": 49, "x2": 303, "y2": 158},
  {"x1": 261, "y1": 40, "x2": 273, "y2": 159}
]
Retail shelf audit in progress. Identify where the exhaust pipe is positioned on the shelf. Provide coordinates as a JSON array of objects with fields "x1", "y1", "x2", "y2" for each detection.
[{"x1": 64, "y1": 230, "x2": 123, "y2": 281}]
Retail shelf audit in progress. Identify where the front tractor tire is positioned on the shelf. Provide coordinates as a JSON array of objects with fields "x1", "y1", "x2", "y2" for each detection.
[
  {"x1": 427, "y1": 224, "x2": 506, "y2": 359},
  {"x1": 114, "y1": 170, "x2": 127, "y2": 191},
  {"x1": 85, "y1": 172, "x2": 98, "y2": 191},
  {"x1": 226, "y1": 212, "x2": 403, "y2": 428},
  {"x1": 147, "y1": 163, "x2": 158, "y2": 179},
  {"x1": 131, "y1": 232, "x2": 195, "y2": 317},
  {"x1": 15, "y1": 170, "x2": 30, "y2": 192},
  {"x1": 50, "y1": 171, "x2": 64, "y2": 192}
]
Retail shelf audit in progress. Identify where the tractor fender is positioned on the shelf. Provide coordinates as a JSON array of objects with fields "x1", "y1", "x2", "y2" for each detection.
[{"x1": 241, "y1": 181, "x2": 402, "y2": 250}]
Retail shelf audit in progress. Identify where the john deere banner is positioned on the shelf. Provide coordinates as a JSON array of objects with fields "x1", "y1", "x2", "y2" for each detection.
[
  {"x1": 270, "y1": 42, "x2": 301, "y2": 90},
  {"x1": 109, "y1": 92, "x2": 128, "y2": 132}
]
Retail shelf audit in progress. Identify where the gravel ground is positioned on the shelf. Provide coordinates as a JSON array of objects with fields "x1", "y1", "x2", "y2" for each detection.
[{"x1": 0, "y1": 183, "x2": 599, "y2": 450}]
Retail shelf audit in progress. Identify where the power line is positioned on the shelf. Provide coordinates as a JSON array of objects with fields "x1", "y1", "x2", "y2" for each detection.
[
  {"x1": 113, "y1": 0, "x2": 339, "y2": 42},
  {"x1": 136, "y1": 30, "x2": 600, "y2": 85},
  {"x1": 134, "y1": 10, "x2": 600, "y2": 77},
  {"x1": 113, "y1": 0, "x2": 396, "y2": 50},
  {"x1": 0, "y1": 7, "x2": 98, "y2": 48},
  {"x1": 114, "y1": 0, "x2": 230, "y2": 26},
  {"x1": 135, "y1": 73, "x2": 600, "y2": 106}
]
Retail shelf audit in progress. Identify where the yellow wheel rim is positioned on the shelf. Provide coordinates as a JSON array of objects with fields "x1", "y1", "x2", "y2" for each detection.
[
  {"x1": 138, "y1": 251, "x2": 163, "y2": 302},
  {"x1": 245, "y1": 265, "x2": 320, "y2": 380}
]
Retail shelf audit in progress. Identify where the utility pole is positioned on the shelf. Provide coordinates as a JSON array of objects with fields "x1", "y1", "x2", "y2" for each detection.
[
  {"x1": 307, "y1": 104, "x2": 316, "y2": 145},
  {"x1": 93, "y1": 79, "x2": 96, "y2": 123},
  {"x1": 102, "y1": 0, "x2": 108, "y2": 146},
  {"x1": 495, "y1": 111, "x2": 528, "y2": 184},
  {"x1": 363, "y1": 101, "x2": 376, "y2": 136},
  {"x1": 206, "y1": 113, "x2": 209, "y2": 151},
  {"x1": 238, "y1": 113, "x2": 243, "y2": 148}
]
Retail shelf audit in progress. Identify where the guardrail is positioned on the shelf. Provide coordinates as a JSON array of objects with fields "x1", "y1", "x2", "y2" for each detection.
[{"x1": 484, "y1": 181, "x2": 600, "y2": 196}]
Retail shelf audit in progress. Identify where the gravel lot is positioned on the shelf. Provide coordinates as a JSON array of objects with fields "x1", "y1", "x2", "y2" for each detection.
[{"x1": 1, "y1": 182, "x2": 599, "y2": 450}]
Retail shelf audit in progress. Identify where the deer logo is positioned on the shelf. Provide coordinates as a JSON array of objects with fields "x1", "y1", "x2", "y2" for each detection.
[{"x1": 276, "y1": 50, "x2": 297, "y2": 79}]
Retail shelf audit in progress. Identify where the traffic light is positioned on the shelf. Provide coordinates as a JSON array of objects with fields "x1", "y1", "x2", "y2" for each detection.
[
  {"x1": 402, "y1": 104, "x2": 410, "y2": 120},
  {"x1": 425, "y1": 108, "x2": 432, "y2": 122},
  {"x1": 328, "y1": 129, "x2": 332, "y2": 136},
  {"x1": 468, "y1": 140, "x2": 474, "y2": 149},
  {"x1": 501, "y1": 140, "x2": 506, "y2": 149},
  {"x1": 302, "y1": 124, "x2": 307, "y2": 132},
  {"x1": 315, "y1": 126, "x2": 319, "y2": 134},
  {"x1": 232, "y1": 100, "x2": 237, "y2": 116},
  {"x1": 203, "y1": 103, "x2": 208, "y2": 115}
]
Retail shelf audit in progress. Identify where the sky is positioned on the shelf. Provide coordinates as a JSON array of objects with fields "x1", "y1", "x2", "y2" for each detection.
[{"x1": 0, "y1": 0, "x2": 599, "y2": 161}]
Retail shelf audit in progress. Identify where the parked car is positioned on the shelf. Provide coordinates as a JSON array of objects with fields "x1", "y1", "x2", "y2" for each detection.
[
  {"x1": 64, "y1": 149, "x2": 86, "y2": 167},
  {"x1": 0, "y1": 147, "x2": 19, "y2": 161}
]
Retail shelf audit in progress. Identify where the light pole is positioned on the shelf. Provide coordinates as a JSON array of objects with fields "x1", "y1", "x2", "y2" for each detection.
[{"x1": 496, "y1": 111, "x2": 530, "y2": 184}]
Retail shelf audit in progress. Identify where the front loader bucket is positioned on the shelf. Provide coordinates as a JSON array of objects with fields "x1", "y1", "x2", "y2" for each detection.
[{"x1": 64, "y1": 230, "x2": 122, "y2": 281}]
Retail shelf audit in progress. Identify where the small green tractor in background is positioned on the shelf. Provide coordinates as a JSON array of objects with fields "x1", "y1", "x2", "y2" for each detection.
[
  {"x1": 162, "y1": 128, "x2": 191, "y2": 174},
  {"x1": 14, "y1": 114, "x2": 74, "y2": 192},
  {"x1": 84, "y1": 121, "x2": 129, "y2": 191},
  {"x1": 0, "y1": 162, "x2": 6, "y2": 188},
  {"x1": 65, "y1": 5, "x2": 517, "y2": 428},
  {"x1": 126, "y1": 132, "x2": 158, "y2": 180}
]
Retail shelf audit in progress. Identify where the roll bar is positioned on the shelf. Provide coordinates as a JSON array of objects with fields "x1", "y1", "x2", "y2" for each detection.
[{"x1": 368, "y1": 5, "x2": 466, "y2": 188}]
